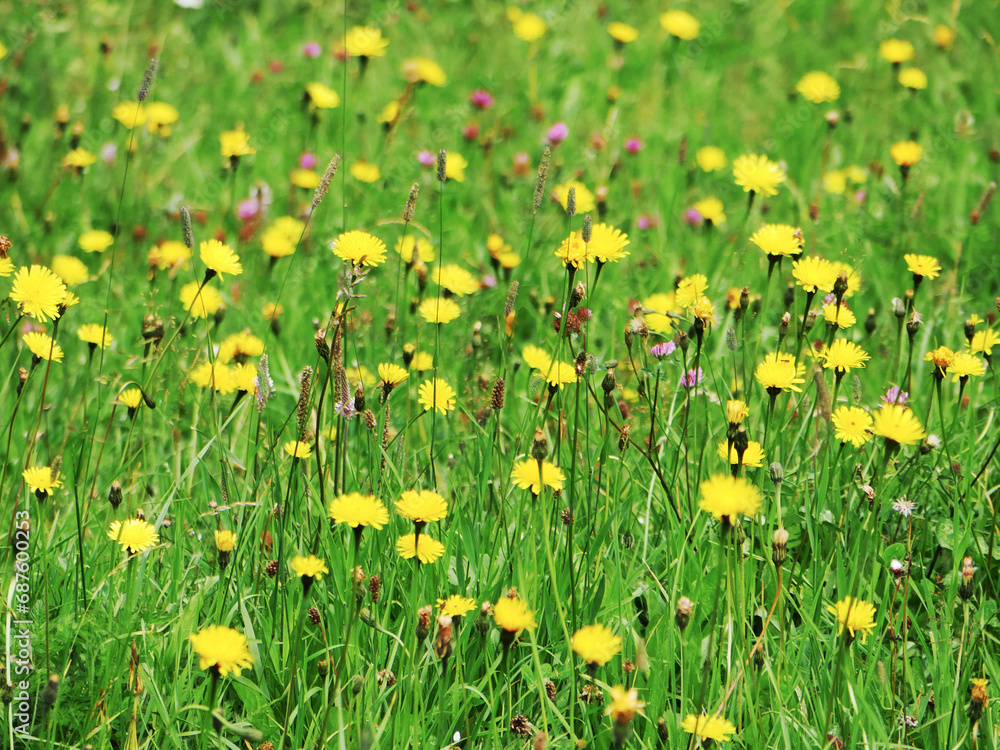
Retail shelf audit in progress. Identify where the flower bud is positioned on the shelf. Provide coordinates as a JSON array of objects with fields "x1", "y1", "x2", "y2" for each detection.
[
  {"x1": 959, "y1": 556, "x2": 975, "y2": 601},
  {"x1": 772, "y1": 528, "x2": 789, "y2": 566},
  {"x1": 675, "y1": 596, "x2": 693, "y2": 631}
]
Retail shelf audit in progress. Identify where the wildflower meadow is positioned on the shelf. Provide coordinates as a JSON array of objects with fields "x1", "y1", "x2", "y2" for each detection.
[{"x1": 3, "y1": 2, "x2": 1000, "y2": 748}]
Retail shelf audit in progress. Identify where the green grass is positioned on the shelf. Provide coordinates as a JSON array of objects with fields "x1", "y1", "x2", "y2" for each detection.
[{"x1": 1, "y1": 1, "x2": 999, "y2": 749}]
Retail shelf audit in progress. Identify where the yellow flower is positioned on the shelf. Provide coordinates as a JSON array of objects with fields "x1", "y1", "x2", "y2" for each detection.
[
  {"x1": 345, "y1": 26, "x2": 388, "y2": 57},
  {"x1": 378, "y1": 362, "x2": 409, "y2": 387},
  {"x1": 179, "y1": 281, "x2": 223, "y2": 319},
  {"x1": 726, "y1": 400, "x2": 749, "y2": 425},
  {"x1": 395, "y1": 236, "x2": 435, "y2": 264},
  {"x1": 511, "y1": 459, "x2": 567, "y2": 495},
  {"x1": 872, "y1": 404, "x2": 926, "y2": 445},
  {"x1": 350, "y1": 160, "x2": 381, "y2": 183},
  {"x1": 119, "y1": 388, "x2": 144, "y2": 410},
  {"x1": 199, "y1": 239, "x2": 243, "y2": 279},
  {"x1": 328, "y1": 493, "x2": 390, "y2": 529},
  {"x1": 417, "y1": 297, "x2": 461, "y2": 324},
  {"x1": 22, "y1": 466, "x2": 62, "y2": 497},
  {"x1": 823, "y1": 170, "x2": 847, "y2": 195},
  {"x1": 445, "y1": 153, "x2": 468, "y2": 182},
  {"x1": 113, "y1": 101, "x2": 147, "y2": 128},
  {"x1": 821, "y1": 339, "x2": 869, "y2": 374},
  {"x1": 437, "y1": 595, "x2": 478, "y2": 618},
  {"x1": 923, "y1": 345, "x2": 955, "y2": 375},
  {"x1": 219, "y1": 127, "x2": 256, "y2": 158},
  {"x1": 493, "y1": 596, "x2": 536, "y2": 632},
  {"x1": 716, "y1": 440, "x2": 765, "y2": 468},
  {"x1": 232, "y1": 363, "x2": 258, "y2": 394},
  {"x1": 822, "y1": 301, "x2": 855, "y2": 328},
  {"x1": 144, "y1": 102, "x2": 179, "y2": 134},
  {"x1": 511, "y1": 11, "x2": 547, "y2": 42},
  {"x1": 831, "y1": 406, "x2": 873, "y2": 447},
  {"x1": 831, "y1": 261, "x2": 863, "y2": 297},
  {"x1": 732, "y1": 153, "x2": 786, "y2": 197},
  {"x1": 397, "y1": 489, "x2": 448, "y2": 522},
  {"x1": 402, "y1": 57, "x2": 446, "y2": 86},
  {"x1": 680, "y1": 714, "x2": 736, "y2": 742},
  {"x1": 695, "y1": 145, "x2": 727, "y2": 172},
  {"x1": 79, "y1": 229, "x2": 115, "y2": 253},
  {"x1": 375, "y1": 100, "x2": 400, "y2": 127},
  {"x1": 263, "y1": 302, "x2": 283, "y2": 321},
  {"x1": 552, "y1": 181, "x2": 596, "y2": 214},
  {"x1": 51, "y1": 255, "x2": 89, "y2": 286},
  {"x1": 432, "y1": 264, "x2": 479, "y2": 296},
  {"x1": 891, "y1": 141, "x2": 923, "y2": 167},
  {"x1": 215, "y1": 530, "x2": 237, "y2": 552},
  {"x1": 572, "y1": 624, "x2": 623, "y2": 666},
  {"x1": 792, "y1": 256, "x2": 837, "y2": 293},
  {"x1": 643, "y1": 292, "x2": 678, "y2": 334},
  {"x1": 968, "y1": 328, "x2": 999, "y2": 357},
  {"x1": 541, "y1": 361, "x2": 578, "y2": 388},
  {"x1": 22, "y1": 332, "x2": 64, "y2": 362},
  {"x1": 289, "y1": 168, "x2": 320, "y2": 189},
  {"x1": 62, "y1": 148, "x2": 97, "y2": 168},
  {"x1": 676, "y1": 273, "x2": 709, "y2": 309},
  {"x1": 948, "y1": 351, "x2": 985, "y2": 382},
  {"x1": 691, "y1": 197, "x2": 725, "y2": 225},
  {"x1": 698, "y1": 474, "x2": 762, "y2": 523},
  {"x1": 879, "y1": 38, "x2": 915, "y2": 63},
  {"x1": 283, "y1": 440, "x2": 312, "y2": 459},
  {"x1": 755, "y1": 352, "x2": 805, "y2": 394},
  {"x1": 522, "y1": 345, "x2": 553, "y2": 373},
  {"x1": 396, "y1": 533, "x2": 446, "y2": 563},
  {"x1": 796, "y1": 71, "x2": 840, "y2": 103},
  {"x1": 108, "y1": 519, "x2": 160, "y2": 555},
  {"x1": 750, "y1": 223, "x2": 802, "y2": 259},
  {"x1": 933, "y1": 25, "x2": 956, "y2": 49},
  {"x1": 555, "y1": 231, "x2": 596, "y2": 269},
  {"x1": 77, "y1": 323, "x2": 112, "y2": 349},
  {"x1": 904, "y1": 253, "x2": 940, "y2": 280},
  {"x1": 191, "y1": 362, "x2": 236, "y2": 394},
  {"x1": 332, "y1": 230, "x2": 386, "y2": 267},
  {"x1": 418, "y1": 378, "x2": 457, "y2": 414},
  {"x1": 827, "y1": 596, "x2": 877, "y2": 643},
  {"x1": 898, "y1": 67, "x2": 927, "y2": 89},
  {"x1": 149, "y1": 240, "x2": 192, "y2": 272},
  {"x1": 217, "y1": 331, "x2": 265, "y2": 362},
  {"x1": 660, "y1": 9, "x2": 700, "y2": 39},
  {"x1": 606, "y1": 685, "x2": 645, "y2": 724},
  {"x1": 189, "y1": 625, "x2": 254, "y2": 677},
  {"x1": 607, "y1": 22, "x2": 639, "y2": 44},
  {"x1": 290, "y1": 554, "x2": 329, "y2": 581}
]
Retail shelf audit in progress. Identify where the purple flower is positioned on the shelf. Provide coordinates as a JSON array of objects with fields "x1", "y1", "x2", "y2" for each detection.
[
  {"x1": 680, "y1": 367, "x2": 704, "y2": 388},
  {"x1": 546, "y1": 122, "x2": 569, "y2": 145},
  {"x1": 882, "y1": 386, "x2": 908, "y2": 405},
  {"x1": 236, "y1": 200, "x2": 260, "y2": 221},
  {"x1": 100, "y1": 143, "x2": 117, "y2": 164},
  {"x1": 302, "y1": 42, "x2": 322, "y2": 58},
  {"x1": 822, "y1": 293, "x2": 837, "y2": 306},
  {"x1": 299, "y1": 152, "x2": 317, "y2": 169},
  {"x1": 469, "y1": 89, "x2": 494, "y2": 109},
  {"x1": 417, "y1": 150, "x2": 436, "y2": 167},
  {"x1": 625, "y1": 137, "x2": 643, "y2": 155},
  {"x1": 482, "y1": 274, "x2": 497, "y2": 289},
  {"x1": 650, "y1": 341, "x2": 676, "y2": 359},
  {"x1": 683, "y1": 208, "x2": 702, "y2": 227},
  {"x1": 855, "y1": 190, "x2": 866, "y2": 202},
  {"x1": 335, "y1": 397, "x2": 357, "y2": 419}
]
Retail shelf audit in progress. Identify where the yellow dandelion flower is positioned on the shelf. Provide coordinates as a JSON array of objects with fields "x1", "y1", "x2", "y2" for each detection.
[
  {"x1": 732, "y1": 153, "x2": 786, "y2": 197},
  {"x1": 827, "y1": 596, "x2": 877, "y2": 643},
  {"x1": 189, "y1": 625, "x2": 254, "y2": 677}
]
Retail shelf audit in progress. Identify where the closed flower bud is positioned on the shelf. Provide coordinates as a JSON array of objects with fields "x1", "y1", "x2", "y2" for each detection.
[
  {"x1": 675, "y1": 596, "x2": 693, "y2": 631},
  {"x1": 363, "y1": 409, "x2": 377, "y2": 430},
  {"x1": 530, "y1": 428, "x2": 549, "y2": 461},
  {"x1": 108, "y1": 481, "x2": 123, "y2": 510},
  {"x1": 570, "y1": 281, "x2": 586, "y2": 308},
  {"x1": 906, "y1": 311, "x2": 921, "y2": 340},
  {"x1": 317, "y1": 659, "x2": 329, "y2": 677},
  {"x1": 772, "y1": 528, "x2": 789, "y2": 566},
  {"x1": 783, "y1": 282, "x2": 796, "y2": 310},
  {"x1": 892, "y1": 297, "x2": 906, "y2": 319},
  {"x1": 769, "y1": 462, "x2": 784, "y2": 486},
  {"x1": 434, "y1": 614, "x2": 454, "y2": 661},
  {"x1": 969, "y1": 679, "x2": 988, "y2": 723},
  {"x1": 416, "y1": 605, "x2": 433, "y2": 643},
  {"x1": 353, "y1": 383, "x2": 365, "y2": 413},
  {"x1": 778, "y1": 312, "x2": 790, "y2": 340},
  {"x1": 864, "y1": 308, "x2": 877, "y2": 335},
  {"x1": 402, "y1": 343, "x2": 415, "y2": 367},
  {"x1": 959, "y1": 556, "x2": 975, "y2": 601}
]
